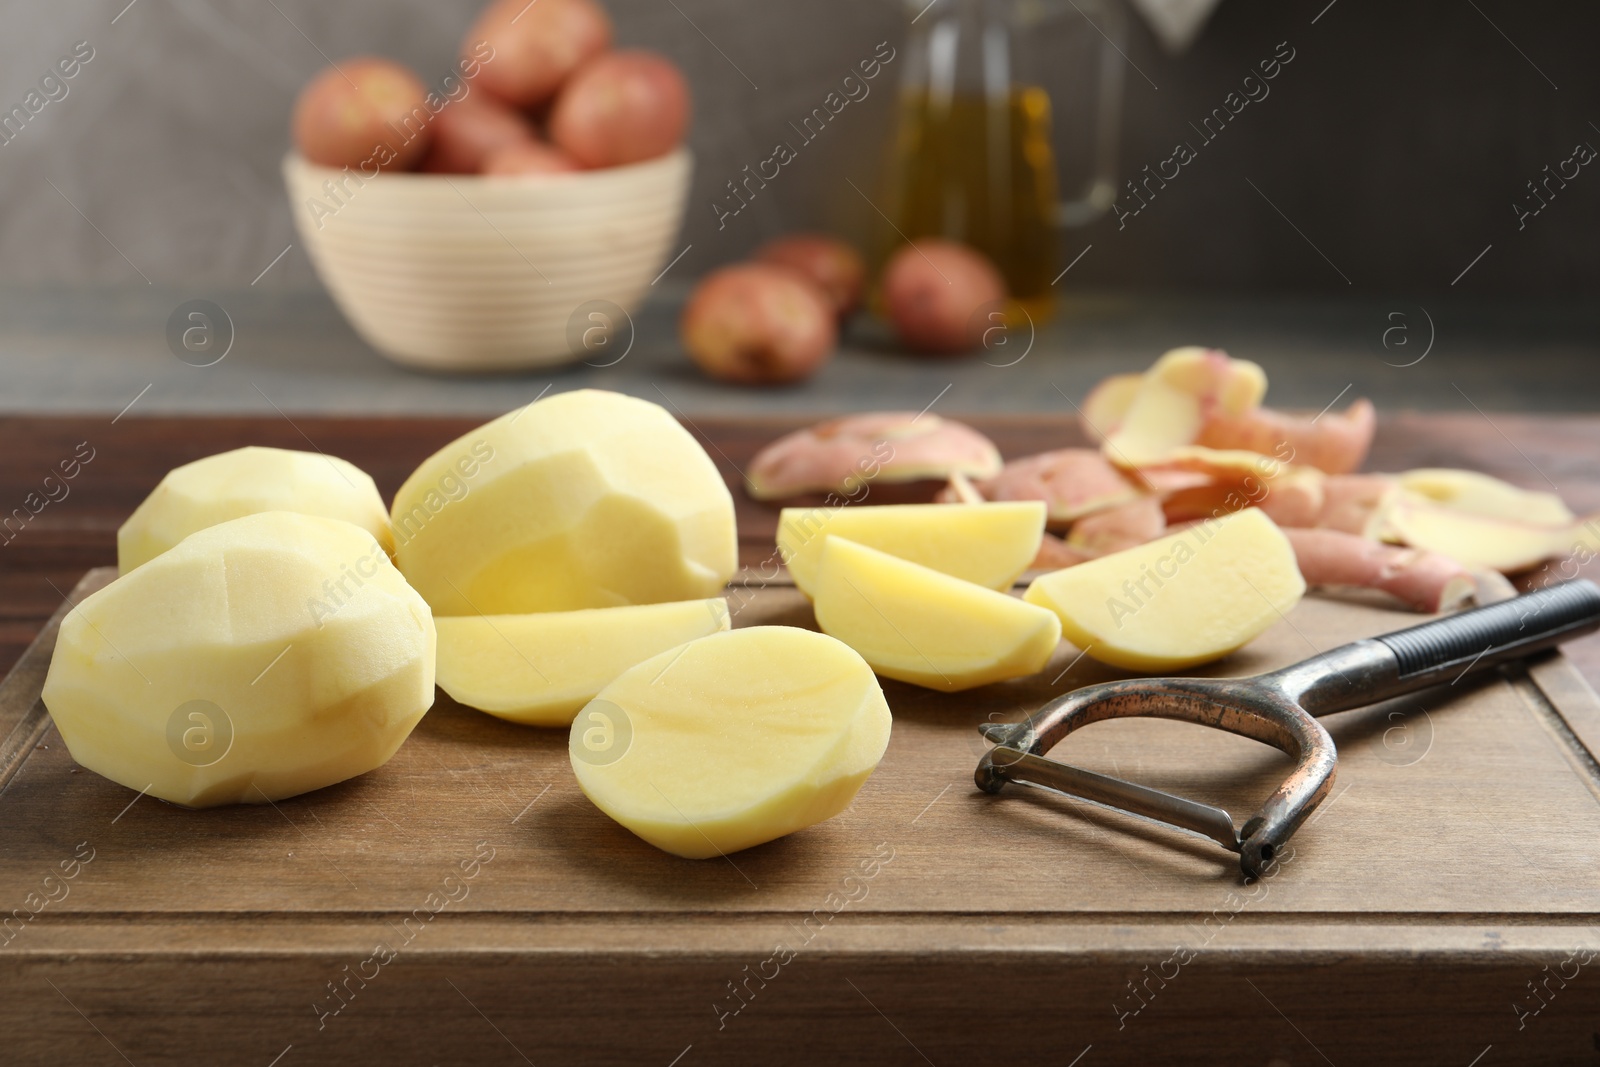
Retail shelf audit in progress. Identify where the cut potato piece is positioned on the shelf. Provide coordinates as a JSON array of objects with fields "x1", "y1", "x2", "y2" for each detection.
[
  {"x1": 392, "y1": 390, "x2": 737, "y2": 615},
  {"x1": 1381, "y1": 497, "x2": 1597, "y2": 574},
  {"x1": 1104, "y1": 348, "x2": 1267, "y2": 466},
  {"x1": 1025, "y1": 509, "x2": 1305, "y2": 671},
  {"x1": 570, "y1": 627, "x2": 890, "y2": 858},
  {"x1": 1396, "y1": 469, "x2": 1575, "y2": 527},
  {"x1": 811, "y1": 536, "x2": 1061, "y2": 692},
  {"x1": 43, "y1": 511, "x2": 435, "y2": 807},
  {"x1": 118, "y1": 446, "x2": 392, "y2": 572},
  {"x1": 778, "y1": 502, "x2": 1046, "y2": 596},
  {"x1": 436, "y1": 599, "x2": 730, "y2": 725}
]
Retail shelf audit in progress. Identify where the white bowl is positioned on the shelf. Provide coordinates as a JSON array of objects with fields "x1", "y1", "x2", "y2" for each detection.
[{"x1": 283, "y1": 149, "x2": 693, "y2": 372}]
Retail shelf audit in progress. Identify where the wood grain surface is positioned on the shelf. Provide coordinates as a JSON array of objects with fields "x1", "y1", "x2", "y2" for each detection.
[{"x1": 3, "y1": 414, "x2": 1600, "y2": 1066}]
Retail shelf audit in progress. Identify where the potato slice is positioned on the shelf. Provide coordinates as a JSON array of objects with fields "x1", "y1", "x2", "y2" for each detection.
[
  {"x1": 118, "y1": 446, "x2": 392, "y2": 572},
  {"x1": 569, "y1": 627, "x2": 890, "y2": 858},
  {"x1": 777, "y1": 501, "x2": 1046, "y2": 596},
  {"x1": 392, "y1": 389, "x2": 737, "y2": 615},
  {"x1": 1025, "y1": 509, "x2": 1304, "y2": 671},
  {"x1": 436, "y1": 599, "x2": 730, "y2": 726},
  {"x1": 810, "y1": 536, "x2": 1061, "y2": 692},
  {"x1": 43, "y1": 512, "x2": 435, "y2": 807},
  {"x1": 1396, "y1": 469, "x2": 1574, "y2": 527}
]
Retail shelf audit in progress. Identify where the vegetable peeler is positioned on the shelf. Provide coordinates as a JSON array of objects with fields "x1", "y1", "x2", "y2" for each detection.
[{"x1": 976, "y1": 579, "x2": 1600, "y2": 878}]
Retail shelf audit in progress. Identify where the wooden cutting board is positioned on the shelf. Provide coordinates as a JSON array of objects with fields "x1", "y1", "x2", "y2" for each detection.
[{"x1": 3, "y1": 562, "x2": 1600, "y2": 1067}]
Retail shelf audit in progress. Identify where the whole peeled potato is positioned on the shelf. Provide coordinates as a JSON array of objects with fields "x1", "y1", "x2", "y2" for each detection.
[
  {"x1": 550, "y1": 51, "x2": 691, "y2": 169},
  {"x1": 293, "y1": 58, "x2": 432, "y2": 171},
  {"x1": 483, "y1": 140, "x2": 580, "y2": 176},
  {"x1": 420, "y1": 95, "x2": 537, "y2": 173},
  {"x1": 757, "y1": 235, "x2": 868, "y2": 319},
  {"x1": 465, "y1": 0, "x2": 612, "y2": 108},
  {"x1": 883, "y1": 240, "x2": 1009, "y2": 355},
  {"x1": 682, "y1": 264, "x2": 837, "y2": 386}
]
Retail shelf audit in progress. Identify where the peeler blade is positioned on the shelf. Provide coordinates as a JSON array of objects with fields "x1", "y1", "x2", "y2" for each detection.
[{"x1": 980, "y1": 740, "x2": 1242, "y2": 854}]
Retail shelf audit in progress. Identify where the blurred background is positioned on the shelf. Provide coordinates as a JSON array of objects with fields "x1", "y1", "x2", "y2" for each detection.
[{"x1": 0, "y1": 0, "x2": 1595, "y2": 412}]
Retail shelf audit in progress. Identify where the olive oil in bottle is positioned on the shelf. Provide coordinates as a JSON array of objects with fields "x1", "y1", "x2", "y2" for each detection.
[{"x1": 882, "y1": 85, "x2": 1060, "y2": 319}]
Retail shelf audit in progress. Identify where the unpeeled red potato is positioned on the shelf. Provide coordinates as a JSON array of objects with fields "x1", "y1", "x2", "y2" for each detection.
[
  {"x1": 550, "y1": 50, "x2": 691, "y2": 168},
  {"x1": 465, "y1": 0, "x2": 613, "y2": 108},
  {"x1": 392, "y1": 389, "x2": 737, "y2": 615},
  {"x1": 883, "y1": 239, "x2": 1008, "y2": 355},
  {"x1": 42, "y1": 512, "x2": 436, "y2": 807},
  {"x1": 118, "y1": 446, "x2": 393, "y2": 573},
  {"x1": 757, "y1": 235, "x2": 868, "y2": 319},
  {"x1": 420, "y1": 95, "x2": 537, "y2": 174},
  {"x1": 292, "y1": 58, "x2": 431, "y2": 170},
  {"x1": 482, "y1": 140, "x2": 579, "y2": 176},
  {"x1": 681, "y1": 263, "x2": 837, "y2": 385}
]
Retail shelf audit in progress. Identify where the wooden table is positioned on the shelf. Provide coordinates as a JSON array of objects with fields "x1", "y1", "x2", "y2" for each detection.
[{"x1": 3, "y1": 413, "x2": 1599, "y2": 1067}]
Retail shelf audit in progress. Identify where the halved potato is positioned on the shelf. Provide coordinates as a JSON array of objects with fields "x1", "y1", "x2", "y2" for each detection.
[
  {"x1": 436, "y1": 599, "x2": 730, "y2": 725},
  {"x1": 810, "y1": 536, "x2": 1061, "y2": 692},
  {"x1": 569, "y1": 626, "x2": 890, "y2": 858}
]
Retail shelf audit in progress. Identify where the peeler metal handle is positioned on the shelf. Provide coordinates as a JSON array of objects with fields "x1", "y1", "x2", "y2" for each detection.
[{"x1": 977, "y1": 579, "x2": 1600, "y2": 879}]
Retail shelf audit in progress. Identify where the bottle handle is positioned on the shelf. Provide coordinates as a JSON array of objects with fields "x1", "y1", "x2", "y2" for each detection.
[{"x1": 1051, "y1": 0, "x2": 1125, "y2": 228}]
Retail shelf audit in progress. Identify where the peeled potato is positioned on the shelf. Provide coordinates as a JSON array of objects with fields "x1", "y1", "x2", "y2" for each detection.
[
  {"x1": 681, "y1": 264, "x2": 837, "y2": 385},
  {"x1": 569, "y1": 627, "x2": 891, "y2": 858},
  {"x1": 1025, "y1": 509, "x2": 1305, "y2": 671},
  {"x1": 778, "y1": 502, "x2": 1046, "y2": 596},
  {"x1": 118, "y1": 446, "x2": 393, "y2": 573},
  {"x1": 292, "y1": 57, "x2": 431, "y2": 170},
  {"x1": 391, "y1": 389, "x2": 737, "y2": 616},
  {"x1": 419, "y1": 95, "x2": 537, "y2": 174},
  {"x1": 811, "y1": 536, "x2": 1061, "y2": 692},
  {"x1": 550, "y1": 50, "x2": 691, "y2": 168},
  {"x1": 42, "y1": 512, "x2": 435, "y2": 807},
  {"x1": 436, "y1": 599, "x2": 730, "y2": 725},
  {"x1": 465, "y1": 0, "x2": 613, "y2": 108},
  {"x1": 757, "y1": 235, "x2": 868, "y2": 319},
  {"x1": 883, "y1": 239, "x2": 1008, "y2": 355}
]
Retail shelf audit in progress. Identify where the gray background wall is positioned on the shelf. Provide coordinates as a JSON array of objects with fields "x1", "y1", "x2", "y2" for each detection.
[{"x1": 1, "y1": 0, "x2": 1595, "y2": 296}]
